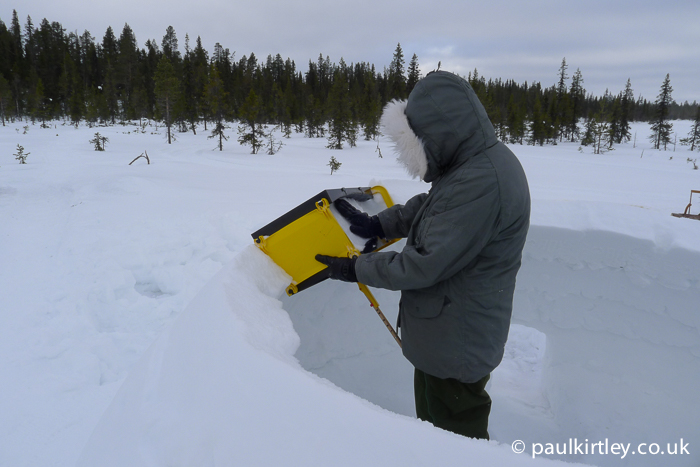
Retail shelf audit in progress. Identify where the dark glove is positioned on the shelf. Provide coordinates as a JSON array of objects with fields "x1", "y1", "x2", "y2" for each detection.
[
  {"x1": 315, "y1": 255, "x2": 358, "y2": 282},
  {"x1": 334, "y1": 198, "x2": 385, "y2": 240}
]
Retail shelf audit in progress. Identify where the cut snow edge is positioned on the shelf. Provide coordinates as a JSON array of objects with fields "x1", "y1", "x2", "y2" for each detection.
[{"x1": 78, "y1": 245, "x2": 581, "y2": 466}]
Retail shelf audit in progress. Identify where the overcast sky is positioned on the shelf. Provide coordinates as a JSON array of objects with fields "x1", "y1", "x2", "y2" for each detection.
[{"x1": 4, "y1": 0, "x2": 699, "y2": 103}]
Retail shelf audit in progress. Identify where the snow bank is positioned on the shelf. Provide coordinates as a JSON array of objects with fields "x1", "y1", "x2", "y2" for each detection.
[{"x1": 78, "y1": 245, "x2": 574, "y2": 466}]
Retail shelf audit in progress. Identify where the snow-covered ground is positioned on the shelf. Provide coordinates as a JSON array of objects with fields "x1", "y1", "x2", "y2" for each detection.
[{"x1": 1, "y1": 120, "x2": 698, "y2": 466}]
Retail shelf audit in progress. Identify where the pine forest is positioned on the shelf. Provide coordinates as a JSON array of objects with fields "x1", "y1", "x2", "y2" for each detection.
[{"x1": 1, "y1": 11, "x2": 698, "y2": 153}]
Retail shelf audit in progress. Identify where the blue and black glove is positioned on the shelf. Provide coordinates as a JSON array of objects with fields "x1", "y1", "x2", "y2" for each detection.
[
  {"x1": 315, "y1": 255, "x2": 357, "y2": 282},
  {"x1": 334, "y1": 198, "x2": 385, "y2": 253}
]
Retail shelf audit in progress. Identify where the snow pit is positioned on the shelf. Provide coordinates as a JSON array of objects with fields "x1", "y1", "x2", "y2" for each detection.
[
  {"x1": 286, "y1": 225, "x2": 700, "y2": 467},
  {"x1": 78, "y1": 245, "x2": 573, "y2": 467}
]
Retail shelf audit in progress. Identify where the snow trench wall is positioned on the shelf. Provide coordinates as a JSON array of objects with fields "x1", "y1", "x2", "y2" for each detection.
[
  {"x1": 284, "y1": 225, "x2": 700, "y2": 466},
  {"x1": 512, "y1": 227, "x2": 700, "y2": 466}
]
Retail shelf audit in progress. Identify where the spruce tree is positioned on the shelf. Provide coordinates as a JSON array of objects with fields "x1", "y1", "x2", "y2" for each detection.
[
  {"x1": 141, "y1": 39, "x2": 160, "y2": 120},
  {"x1": 281, "y1": 84, "x2": 295, "y2": 137},
  {"x1": 0, "y1": 75, "x2": 10, "y2": 125},
  {"x1": 5, "y1": 11, "x2": 24, "y2": 118},
  {"x1": 649, "y1": 74, "x2": 673, "y2": 150},
  {"x1": 130, "y1": 86, "x2": 148, "y2": 126},
  {"x1": 595, "y1": 113, "x2": 612, "y2": 154},
  {"x1": 117, "y1": 24, "x2": 139, "y2": 120},
  {"x1": 581, "y1": 118, "x2": 596, "y2": 147},
  {"x1": 29, "y1": 77, "x2": 46, "y2": 123},
  {"x1": 154, "y1": 56, "x2": 181, "y2": 144},
  {"x1": 387, "y1": 43, "x2": 406, "y2": 100},
  {"x1": 360, "y1": 68, "x2": 382, "y2": 140},
  {"x1": 328, "y1": 155, "x2": 341, "y2": 174},
  {"x1": 209, "y1": 120, "x2": 229, "y2": 151},
  {"x1": 14, "y1": 144, "x2": 29, "y2": 163},
  {"x1": 556, "y1": 58, "x2": 568, "y2": 94},
  {"x1": 529, "y1": 96, "x2": 546, "y2": 146},
  {"x1": 89, "y1": 132, "x2": 109, "y2": 150},
  {"x1": 264, "y1": 127, "x2": 283, "y2": 155},
  {"x1": 567, "y1": 69, "x2": 585, "y2": 142},
  {"x1": 67, "y1": 64, "x2": 85, "y2": 125},
  {"x1": 206, "y1": 66, "x2": 229, "y2": 151},
  {"x1": 101, "y1": 26, "x2": 119, "y2": 123},
  {"x1": 9, "y1": 11, "x2": 24, "y2": 78},
  {"x1": 193, "y1": 36, "x2": 210, "y2": 117},
  {"x1": 181, "y1": 35, "x2": 199, "y2": 134},
  {"x1": 469, "y1": 68, "x2": 487, "y2": 103},
  {"x1": 23, "y1": 16, "x2": 36, "y2": 73},
  {"x1": 161, "y1": 26, "x2": 180, "y2": 63},
  {"x1": 607, "y1": 95, "x2": 622, "y2": 148},
  {"x1": 326, "y1": 65, "x2": 353, "y2": 149},
  {"x1": 237, "y1": 88, "x2": 264, "y2": 154},
  {"x1": 618, "y1": 79, "x2": 633, "y2": 143},
  {"x1": 84, "y1": 86, "x2": 101, "y2": 127},
  {"x1": 680, "y1": 107, "x2": 700, "y2": 151},
  {"x1": 581, "y1": 113, "x2": 611, "y2": 154},
  {"x1": 407, "y1": 54, "x2": 420, "y2": 94},
  {"x1": 304, "y1": 94, "x2": 325, "y2": 138},
  {"x1": 505, "y1": 94, "x2": 525, "y2": 144}
]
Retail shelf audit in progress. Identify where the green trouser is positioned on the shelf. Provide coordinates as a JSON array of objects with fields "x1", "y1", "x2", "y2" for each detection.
[{"x1": 414, "y1": 368, "x2": 492, "y2": 440}]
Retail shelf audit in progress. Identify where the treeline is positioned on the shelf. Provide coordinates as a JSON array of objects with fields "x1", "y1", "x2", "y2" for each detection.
[{"x1": 0, "y1": 10, "x2": 698, "y2": 151}]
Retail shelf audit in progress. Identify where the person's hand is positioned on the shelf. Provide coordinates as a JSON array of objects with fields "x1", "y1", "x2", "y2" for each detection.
[
  {"x1": 315, "y1": 255, "x2": 358, "y2": 282},
  {"x1": 334, "y1": 198, "x2": 385, "y2": 240}
]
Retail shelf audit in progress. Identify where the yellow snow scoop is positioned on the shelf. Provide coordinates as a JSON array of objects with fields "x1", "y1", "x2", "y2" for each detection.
[{"x1": 251, "y1": 186, "x2": 402, "y2": 347}]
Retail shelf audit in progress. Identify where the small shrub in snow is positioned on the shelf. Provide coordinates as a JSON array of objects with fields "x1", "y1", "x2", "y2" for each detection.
[
  {"x1": 328, "y1": 156, "x2": 341, "y2": 174},
  {"x1": 265, "y1": 128, "x2": 283, "y2": 155},
  {"x1": 209, "y1": 121, "x2": 229, "y2": 151},
  {"x1": 89, "y1": 132, "x2": 109, "y2": 151},
  {"x1": 14, "y1": 144, "x2": 29, "y2": 164}
]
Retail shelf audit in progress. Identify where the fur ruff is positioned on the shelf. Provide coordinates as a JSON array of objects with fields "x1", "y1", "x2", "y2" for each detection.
[{"x1": 380, "y1": 100, "x2": 428, "y2": 180}]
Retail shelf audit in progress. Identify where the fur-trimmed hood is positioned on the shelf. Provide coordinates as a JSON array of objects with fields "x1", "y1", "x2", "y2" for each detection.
[
  {"x1": 380, "y1": 71, "x2": 498, "y2": 183},
  {"x1": 379, "y1": 100, "x2": 428, "y2": 180}
]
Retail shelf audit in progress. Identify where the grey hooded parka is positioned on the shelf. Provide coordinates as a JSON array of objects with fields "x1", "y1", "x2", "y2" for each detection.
[{"x1": 355, "y1": 71, "x2": 530, "y2": 384}]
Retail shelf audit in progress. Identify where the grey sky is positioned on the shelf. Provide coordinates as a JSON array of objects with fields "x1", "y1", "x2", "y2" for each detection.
[{"x1": 4, "y1": 0, "x2": 699, "y2": 103}]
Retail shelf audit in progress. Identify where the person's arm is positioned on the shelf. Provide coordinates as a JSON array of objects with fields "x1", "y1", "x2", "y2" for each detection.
[
  {"x1": 315, "y1": 192, "x2": 429, "y2": 280},
  {"x1": 376, "y1": 193, "x2": 428, "y2": 239},
  {"x1": 356, "y1": 169, "x2": 500, "y2": 291}
]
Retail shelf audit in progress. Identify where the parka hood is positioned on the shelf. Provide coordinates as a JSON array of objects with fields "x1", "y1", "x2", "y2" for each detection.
[
  {"x1": 380, "y1": 100, "x2": 428, "y2": 180},
  {"x1": 380, "y1": 71, "x2": 498, "y2": 183}
]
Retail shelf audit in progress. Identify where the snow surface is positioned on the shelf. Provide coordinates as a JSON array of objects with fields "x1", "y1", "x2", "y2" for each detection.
[{"x1": 1, "y1": 120, "x2": 698, "y2": 466}]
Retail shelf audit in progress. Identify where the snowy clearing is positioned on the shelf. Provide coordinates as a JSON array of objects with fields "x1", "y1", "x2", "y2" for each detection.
[{"x1": 1, "y1": 120, "x2": 698, "y2": 466}]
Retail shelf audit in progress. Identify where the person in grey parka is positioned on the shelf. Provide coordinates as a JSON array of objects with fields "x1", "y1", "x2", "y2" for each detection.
[{"x1": 316, "y1": 70, "x2": 530, "y2": 440}]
